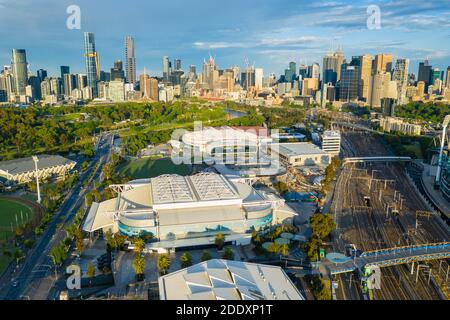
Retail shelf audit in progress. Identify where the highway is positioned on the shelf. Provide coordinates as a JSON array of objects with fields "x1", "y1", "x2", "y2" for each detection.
[{"x1": 0, "y1": 133, "x2": 114, "y2": 300}]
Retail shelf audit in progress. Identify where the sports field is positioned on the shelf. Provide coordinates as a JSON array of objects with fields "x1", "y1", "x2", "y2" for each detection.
[
  {"x1": 0, "y1": 197, "x2": 34, "y2": 240},
  {"x1": 117, "y1": 157, "x2": 192, "y2": 180}
]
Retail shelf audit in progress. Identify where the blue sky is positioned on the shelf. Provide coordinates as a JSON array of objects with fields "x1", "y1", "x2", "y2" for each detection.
[{"x1": 0, "y1": 0, "x2": 449, "y2": 77}]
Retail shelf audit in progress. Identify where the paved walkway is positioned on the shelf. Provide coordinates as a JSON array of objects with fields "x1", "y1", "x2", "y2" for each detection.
[{"x1": 421, "y1": 164, "x2": 450, "y2": 218}]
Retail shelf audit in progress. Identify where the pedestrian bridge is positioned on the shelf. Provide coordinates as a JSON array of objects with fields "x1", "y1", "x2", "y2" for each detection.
[
  {"x1": 325, "y1": 242, "x2": 450, "y2": 275},
  {"x1": 343, "y1": 156, "x2": 412, "y2": 165}
]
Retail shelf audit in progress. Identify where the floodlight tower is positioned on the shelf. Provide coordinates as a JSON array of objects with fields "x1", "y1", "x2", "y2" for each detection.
[
  {"x1": 32, "y1": 156, "x2": 41, "y2": 204},
  {"x1": 435, "y1": 115, "x2": 450, "y2": 188}
]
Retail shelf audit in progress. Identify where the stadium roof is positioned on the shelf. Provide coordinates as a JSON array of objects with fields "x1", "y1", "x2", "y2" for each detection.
[
  {"x1": 151, "y1": 173, "x2": 240, "y2": 204},
  {"x1": 159, "y1": 259, "x2": 304, "y2": 300},
  {"x1": 273, "y1": 142, "x2": 327, "y2": 156},
  {"x1": 0, "y1": 155, "x2": 75, "y2": 175}
]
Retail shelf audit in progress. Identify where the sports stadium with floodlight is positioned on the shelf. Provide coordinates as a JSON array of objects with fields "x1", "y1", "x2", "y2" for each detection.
[{"x1": 83, "y1": 172, "x2": 296, "y2": 251}]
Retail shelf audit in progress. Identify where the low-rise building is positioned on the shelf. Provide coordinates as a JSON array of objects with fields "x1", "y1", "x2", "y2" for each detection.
[
  {"x1": 321, "y1": 130, "x2": 341, "y2": 155},
  {"x1": 380, "y1": 117, "x2": 421, "y2": 136},
  {"x1": 269, "y1": 142, "x2": 331, "y2": 167},
  {"x1": 0, "y1": 155, "x2": 76, "y2": 184},
  {"x1": 158, "y1": 259, "x2": 304, "y2": 300}
]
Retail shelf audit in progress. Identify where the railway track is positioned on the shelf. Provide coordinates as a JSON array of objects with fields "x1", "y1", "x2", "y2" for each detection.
[{"x1": 332, "y1": 132, "x2": 449, "y2": 299}]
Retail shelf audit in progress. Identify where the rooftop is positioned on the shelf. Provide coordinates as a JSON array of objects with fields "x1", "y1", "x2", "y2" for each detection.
[
  {"x1": 0, "y1": 155, "x2": 76, "y2": 176},
  {"x1": 159, "y1": 259, "x2": 304, "y2": 300},
  {"x1": 273, "y1": 142, "x2": 327, "y2": 156}
]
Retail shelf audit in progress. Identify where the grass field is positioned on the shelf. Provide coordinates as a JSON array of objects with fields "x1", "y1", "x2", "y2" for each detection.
[
  {"x1": 117, "y1": 157, "x2": 192, "y2": 179},
  {"x1": 0, "y1": 197, "x2": 34, "y2": 240}
]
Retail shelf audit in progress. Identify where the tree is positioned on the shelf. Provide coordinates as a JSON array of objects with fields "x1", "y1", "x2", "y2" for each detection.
[
  {"x1": 87, "y1": 263, "x2": 96, "y2": 278},
  {"x1": 180, "y1": 252, "x2": 193, "y2": 268},
  {"x1": 310, "y1": 213, "x2": 336, "y2": 240},
  {"x1": 215, "y1": 232, "x2": 225, "y2": 250},
  {"x1": 280, "y1": 244, "x2": 289, "y2": 256},
  {"x1": 133, "y1": 238, "x2": 145, "y2": 254},
  {"x1": 50, "y1": 245, "x2": 67, "y2": 266},
  {"x1": 221, "y1": 247, "x2": 235, "y2": 260},
  {"x1": 200, "y1": 250, "x2": 212, "y2": 262},
  {"x1": 132, "y1": 255, "x2": 146, "y2": 280},
  {"x1": 157, "y1": 254, "x2": 171, "y2": 275},
  {"x1": 74, "y1": 229, "x2": 85, "y2": 254},
  {"x1": 13, "y1": 248, "x2": 24, "y2": 265}
]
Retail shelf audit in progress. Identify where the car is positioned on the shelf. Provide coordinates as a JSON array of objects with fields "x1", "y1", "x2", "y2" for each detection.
[{"x1": 11, "y1": 281, "x2": 18, "y2": 287}]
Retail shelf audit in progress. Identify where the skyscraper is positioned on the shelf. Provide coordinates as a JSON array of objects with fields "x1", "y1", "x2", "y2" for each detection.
[
  {"x1": 125, "y1": 36, "x2": 136, "y2": 84},
  {"x1": 84, "y1": 32, "x2": 98, "y2": 97},
  {"x1": 445, "y1": 66, "x2": 450, "y2": 89},
  {"x1": 174, "y1": 59, "x2": 182, "y2": 71},
  {"x1": 284, "y1": 62, "x2": 297, "y2": 83},
  {"x1": 11, "y1": 49, "x2": 28, "y2": 96},
  {"x1": 60, "y1": 66, "x2": 70, "y2": 96},
  {"x1": 368, "y1": 72, "x2": 392, "y2": 108},
  {"x1": 111, "y1": 60, "x2": 125, "y2": 80},
  {"x1": 308, "y1": 63, "x2": 320, "y2": 79},
  {"x1": 418, "y1": 60, "x2": 432, "y2": 90},
  {"x1": 37, "y1": 69, "x2": 47, "y2": 82},
  {"x1": 374, "y1": 54, "x2": 393, "y2": 73},
  {"x1": 393, "y1": 58, "x2": 410, "y2": 105},
  {"x1": 322, "y1": 49, "x2": 345, "y2": 85},
  {"x1": 163, "y1": 56, "x2": 171, "y2": 83},
  {"x1": 339, "y1": 64, "x2": 359, "y2": 102}
]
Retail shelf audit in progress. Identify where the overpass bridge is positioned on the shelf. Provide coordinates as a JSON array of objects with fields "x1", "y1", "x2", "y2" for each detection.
[
  {"x1": 331, "y1": 121, "x2": 377, "y2": 133},
  {"x1": 324, "y1": 242, "x2": 450, "y2": 275},
  {"x1": 343, "y1": 156, "x2": 412, "y2": 165}
]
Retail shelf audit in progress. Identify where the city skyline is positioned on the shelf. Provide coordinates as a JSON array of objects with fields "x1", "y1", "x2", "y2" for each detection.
[{"x1": 0, "y1": 0, "x2": 449, "y2": 76}]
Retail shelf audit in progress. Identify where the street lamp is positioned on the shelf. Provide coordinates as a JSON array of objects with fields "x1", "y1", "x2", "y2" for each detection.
[{"x1": 32, "y1": 156, "x2": 41, "y2": 204}]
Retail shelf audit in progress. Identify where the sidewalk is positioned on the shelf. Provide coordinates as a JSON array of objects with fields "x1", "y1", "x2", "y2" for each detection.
[{"x1": 421, "y1": 164, "x2": 450, "y2": 218}]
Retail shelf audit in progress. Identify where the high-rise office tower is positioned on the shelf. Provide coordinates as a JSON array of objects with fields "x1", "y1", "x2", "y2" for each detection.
[
  {"x1": 284, "y1": 62, "x2": 297, "y2": 82},
  {"x1": 174, "y1": 59, "x2": 182, "y2": 71},
  {"x1": 125, "y1": 36, "x2": 136, "y2": 84},
  {"x1": 28, "y1": 76, "x2": 42, "y2": 100},
  {"x1": 308, "y1": 63, "x2": 320, "y2": 79},
  {"x1": 60, "y1": 66, "x2": 70, "y2": 96},
  {"x1": 417, "y1": 81, "x2": 425, "y2": 98},
  {"x1": 445, "y1": 66, "x2": 450, "y2": 89},
  {"x1": 368, "y1": 71, "x2": 392, "y2": 108},
  {"x1": 84, "y1": 32, "x2": 98, "y2": 97},
  {"x1": 254, "y1": 68, "x2": 263, "y2": 90},
  {"x1": 352, "y1": 54, "x2": 373, "y2": 101},
  {"x1": 393, "y1": 58, "x2": 410, "y2": 105},
  {"x1": 339, "y1": 64, "x2": 360, "y2": 102},
  {"x1": 374, "y1": 54, "x2": 393, "y2": 73},
  {"x1": 431, "y1": 68, "x2": 441, "y2": 85},
  {"x1": 140, "y1": 73, "x2": 159, "y2": 101},
  {"x1": 163, "y1": 56, "x2": 171, "y2": 83},
  {"x1": 63, "y1": 73, "x2": 76, "y2": 97},
  {"x1": 111, "y1": 60, "x2": 125, "y2": 80},
  {"x1": 11, "y1": 49, "x2": 28, "y2": 96},
  {"x1": 37, "y1": 69, "x2": 47, "y2": 82},
  {"x1": 76, "y1": 74, "x2": 88, "y2": 90},
  {"x1": 322, "y1": 49, "x2": 345, "y2": 85},
  {"x1": 418, "y1": 60, "x2": 432, "y2": 90},
  {"x1": 241, "y1": 67, "x2": 255, "y2": 91}
]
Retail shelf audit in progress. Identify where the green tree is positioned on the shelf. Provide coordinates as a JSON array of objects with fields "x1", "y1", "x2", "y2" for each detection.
[
  {"x1": 215, "y1": 232, "x2": 225, "y2": 250},
  {"x1": 157, "y1": 254, "x2": 171, "y2": 275},
  {"x1": 221, "y1": 247, "x2": 235, "y2": 260},
  {"x1": 280, "y1": 244, "x2": 289, "y2": 256},
  {"x1": 310, "y1": 213, "x2": 336, "y2": 240},
  {"x1": 13, "y1": 248, "x2": 24, "y2": 265},
  {"x1": 132, "y1": 255, "x2": 146, "y2": 278},
  {"x1": 87, "y1": 263, "x2": 96, "y2": 278},
  {"x1": 200, "y1": 250, "x2": 212, "y2": 262},
  {"x1": 50, "y1": 245, "x2": 67, "y2": 266},
  {"x1": 180, "y1": 252, "x2": 193, "y2": 268},
  {"x1": 133, "y1": 238, "x2": 145, "y2": 254}
]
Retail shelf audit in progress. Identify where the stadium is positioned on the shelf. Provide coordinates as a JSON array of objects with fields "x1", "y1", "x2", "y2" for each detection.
[{"x1": 83, "y1": 172, "x2": 296, "y2": 250}]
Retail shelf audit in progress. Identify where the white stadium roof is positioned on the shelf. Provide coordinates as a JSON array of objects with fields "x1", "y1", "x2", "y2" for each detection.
[{"x1": 159, "y1": 259, "x2": 304, "y2": 300}]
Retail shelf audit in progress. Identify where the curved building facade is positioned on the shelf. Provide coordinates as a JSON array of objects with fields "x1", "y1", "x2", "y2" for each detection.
[{"x1": 83, "y1": 173, "x2": 295, "y2": 249}]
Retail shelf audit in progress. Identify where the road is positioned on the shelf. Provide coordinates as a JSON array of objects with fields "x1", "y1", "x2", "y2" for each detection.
[{"x1": 0, "y1": 133, "x2": 114, "y2": 300}]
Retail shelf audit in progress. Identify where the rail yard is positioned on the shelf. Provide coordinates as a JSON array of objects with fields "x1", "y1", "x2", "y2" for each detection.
[{"x1": 332, "y1": 131, "x2": 450, "y2": 300}]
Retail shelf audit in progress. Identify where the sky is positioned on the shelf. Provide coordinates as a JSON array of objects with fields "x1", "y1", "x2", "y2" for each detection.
[{"x1": 0, "y1": 0, "x2": 449, "y2": 77}]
